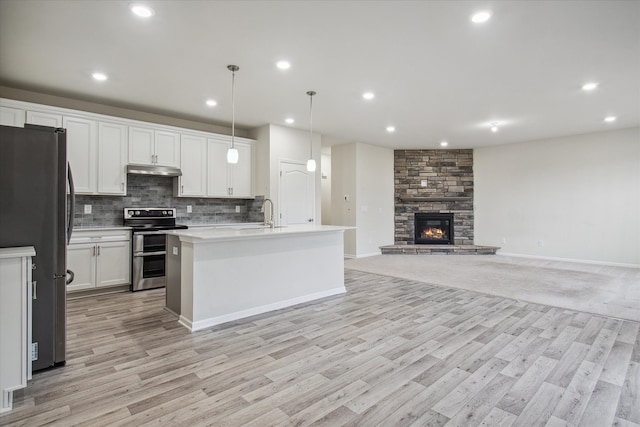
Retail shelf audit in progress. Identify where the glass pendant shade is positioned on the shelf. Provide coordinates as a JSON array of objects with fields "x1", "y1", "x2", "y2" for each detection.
[
  {"x1": 306, "y1": 158, "x2": 316, "y2": 172},
  {"x1": 227, "y1": 147, "x2": 239, "y2": 164}
]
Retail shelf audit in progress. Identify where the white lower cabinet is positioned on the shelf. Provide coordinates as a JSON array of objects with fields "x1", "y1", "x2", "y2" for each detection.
[
  {"x1": 0, "y1": 247, "x2": 34, "y2": 413},
  {"x1": 67, "y1": 230, "x2": 130, "y2": 292}
]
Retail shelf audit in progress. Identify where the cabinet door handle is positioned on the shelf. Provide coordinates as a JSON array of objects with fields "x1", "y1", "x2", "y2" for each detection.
[
  {"x1": 121, "y1": 182, "x2": 125, "y2": 191},
  {"x1": 97, "y1": 245, "x2": 101, "y2": 256},
  {"x1": 32, "y1": 281, "x2": 37, "y2": 300},
  {"x1": 92, "y1": 246, "x2": 96, "y2": 256},
  {"x1": 181, "y1": 185, "x2": 184, "y2": 193}
]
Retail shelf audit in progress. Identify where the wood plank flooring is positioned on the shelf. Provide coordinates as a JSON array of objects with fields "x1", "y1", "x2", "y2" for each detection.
[{"x1": 1, "y1": 270, "x2": 638, "y2": 426}]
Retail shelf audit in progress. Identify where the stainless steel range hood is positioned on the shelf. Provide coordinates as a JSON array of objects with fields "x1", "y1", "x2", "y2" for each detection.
[{"x1": 127, "y1": 164, "x2": 182, "y2": 177}]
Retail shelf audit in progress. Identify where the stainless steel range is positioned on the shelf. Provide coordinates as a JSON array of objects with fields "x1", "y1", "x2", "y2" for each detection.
[{"x1": 124, "y1": 208, "x2": 187, "y2": 291}]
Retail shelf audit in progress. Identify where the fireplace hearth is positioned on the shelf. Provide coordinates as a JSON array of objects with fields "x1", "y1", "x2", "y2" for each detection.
[{"x1": 414, "y1": 213, "x2": 454, "y2": 245}]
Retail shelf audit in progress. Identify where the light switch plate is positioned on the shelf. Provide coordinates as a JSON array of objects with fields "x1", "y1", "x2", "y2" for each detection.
[
  {"x1": 236, "y1": 206, "x2": 241, "y2": 213},
  {"x1": 187, "y1": 205, "x2": 192, "y2": 213},
  {"x1": 84, "y1": 204, "x2": 92, "y2": 214}
]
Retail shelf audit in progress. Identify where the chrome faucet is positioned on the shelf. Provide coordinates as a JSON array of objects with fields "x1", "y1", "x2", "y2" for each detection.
[{"x1": 262, "y1": 198, "x2": 274, "y2": 228}]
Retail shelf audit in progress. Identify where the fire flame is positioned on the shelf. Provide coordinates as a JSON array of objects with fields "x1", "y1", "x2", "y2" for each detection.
[{"x1": 422, "y1": 227, "x2": 447, "y2": 239}]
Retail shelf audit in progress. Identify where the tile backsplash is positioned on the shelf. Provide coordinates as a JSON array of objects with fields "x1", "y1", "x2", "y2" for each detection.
[{"x1": 72, "y1": 174, "x2": 265, "y2": 227}]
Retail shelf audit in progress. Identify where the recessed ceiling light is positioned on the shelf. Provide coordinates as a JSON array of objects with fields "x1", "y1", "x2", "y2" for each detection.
[
  {"x1": 491, "y1": 122, "x2": 499, "y2": 132},
  {"x1": 276, "y1": 61, "x2": 291, "y2": 70},
  {"x1": 582, "y1": 82, "x2": 599, "y2": 91},
  {"x1": 362, "y1": 92, "x2": 375, "y2": 100},
  {"x1": 604, "y1": 116, "x2": 617, "y2": 122},
  {"x1": 285, "y1": 118, "x2": 294, "y2": 124},
  {"x1": 440, "y1": 141, "x2": 449, "y2": 147},
  {"x1": 386, "y1": 126, "x2": 395, "y2": 133},
  {"x1": 205, "y1": 99, "x2": 217, "y2": 107},
  {"x1": 471, "y1": 11, "x2": 492, "y2": 23},
  {"x1": 130, "y1": 4, "x2": 154, "y2": 18},
  {"x1": 92, "y1": 72, "x2": 108, "y2": 81}
]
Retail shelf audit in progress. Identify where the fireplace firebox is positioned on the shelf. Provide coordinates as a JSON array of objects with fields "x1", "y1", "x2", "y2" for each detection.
[{"x1": 414, "y1": 213, "x2": 454, "y2": 245}]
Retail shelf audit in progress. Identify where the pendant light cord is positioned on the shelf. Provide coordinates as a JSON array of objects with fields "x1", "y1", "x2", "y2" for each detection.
[
  {"x1": 307, "y1": 91, "x2": 316, "y2": 158},
  {"x1": 231, "y1": 69, "x2": 235, "y2": 149},
  {"x1": 228, "y1": 65, "x2": 239, "y2": 150},
  {"x1": 309, "y1": 93, "x2": 313, "y2": 158}
]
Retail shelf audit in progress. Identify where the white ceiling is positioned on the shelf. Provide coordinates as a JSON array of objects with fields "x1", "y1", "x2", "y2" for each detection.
[{"x1": 1, "y1": 0, "x2": 638, "y2": 149}]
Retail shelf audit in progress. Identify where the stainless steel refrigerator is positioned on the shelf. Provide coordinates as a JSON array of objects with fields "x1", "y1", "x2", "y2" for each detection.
[{"x1": 0, "y1": 124, "x2": 75, "y2": 372}]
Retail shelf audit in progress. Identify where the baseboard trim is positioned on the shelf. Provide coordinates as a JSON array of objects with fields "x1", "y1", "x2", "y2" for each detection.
[
  {"x1": 180, "y1": 287, "x2": 347, "y2": 332},
  {"x1": 355, "y1": 251, "x2": 382, "y2": 259},
  {"x1": 497, "y1": 251, "x2": 640, "y2": 269}
]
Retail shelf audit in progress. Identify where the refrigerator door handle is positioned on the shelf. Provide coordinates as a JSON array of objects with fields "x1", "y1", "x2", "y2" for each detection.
[{"x1": 67, "y1": 163, "x2": 75, "y2": 245}]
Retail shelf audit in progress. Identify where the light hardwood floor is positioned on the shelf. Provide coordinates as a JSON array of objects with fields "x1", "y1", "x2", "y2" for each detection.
[{"x1": 1, "y1": 270, "x2": 638, "y2": 426}]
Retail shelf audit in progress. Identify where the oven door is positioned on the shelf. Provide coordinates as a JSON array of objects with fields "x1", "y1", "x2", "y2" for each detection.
[{"x1": 132, "y1": 232, "x2": 167, "y2": 291}]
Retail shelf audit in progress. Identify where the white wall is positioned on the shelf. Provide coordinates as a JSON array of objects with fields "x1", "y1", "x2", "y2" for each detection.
[
  {"x1": 331, "y1": 143, "x2": 357, "y2": 256},
  {"x1": 474, "y1": 127, "x2": 640, "y2": 266},
  {"x1": 355, "y1": 143, "x2": 395, "y2": 257},
  {"x1": 331, "y1": 142, "x2": 394, "y2": 258},
  {"x1": 253, "y1": 124, "x2": 271, "y2": 198},
  {"x1": 321, "y1": 151, "x2": 332, "y2": 225},
  {"x1": 251, "y1": 124, "x2": 322, "y2": 225}
]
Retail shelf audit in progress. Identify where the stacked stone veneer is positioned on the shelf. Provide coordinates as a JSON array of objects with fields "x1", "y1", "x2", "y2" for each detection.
[{"x1": 395, "y1": 149, "x2": 474, "y2": 245}]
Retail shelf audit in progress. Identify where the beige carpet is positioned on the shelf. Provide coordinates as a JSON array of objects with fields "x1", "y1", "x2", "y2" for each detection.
[{"x1": 345, "y1": 254, "x2": 640, "y2": 322}]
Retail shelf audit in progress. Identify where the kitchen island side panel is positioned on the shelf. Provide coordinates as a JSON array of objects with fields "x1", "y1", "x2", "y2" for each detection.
[{"x1": 180, "y1": 230, "x2": 346, "y2": 331}]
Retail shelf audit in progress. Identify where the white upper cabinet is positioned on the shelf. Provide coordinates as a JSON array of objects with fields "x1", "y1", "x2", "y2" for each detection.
[
  {"x1": 63, "y1": 116, "x2": 127, "y2": 196},
  {"x1": 179, "y1": 135, "x2": 255, "y2": 199},
  {"x1": 128, "y1": 126, "x2": 153, "y2": 165},
  {"x1": 207, "y1": 138, "x2": 230, "y2": 197},
  {"x1": 97, "y1": 122, "x2": 127, "y2": 195},
  {"x1": 155, "y1": 130, "x2": 181, "y2": 167},
  {"x1": 178, "y1": 134, "x2": 207, "y2": 197},
  {"x1": 0, "y1": 106, "x2": 25, "y2": 127},
  {"x1": 230, "y1": 141, "x2": 253, "y2": 198},
  {"x1": 2, "y1": 99, "x2": 255, "y2": 199},
  {"x1": 207, "y1": 137, "x2": 254, "y2": 198},
  {"x1": 129, "y1": 126, "x2": 180, "y2": 167},
  {"x1": 26, "y1": 110, "x2": 62, "y2": 127},
  {"x1": 64, "y1": 115, "x2": 97, "y2": 194}
]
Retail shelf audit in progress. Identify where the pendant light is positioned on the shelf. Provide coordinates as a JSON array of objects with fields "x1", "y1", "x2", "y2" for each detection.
[
  {"x1": 226, "y1": 65, "x2": 239, "y2": 164},
  {"x1": 306, "y1": 90, "x2": 317, "y2": 172}
]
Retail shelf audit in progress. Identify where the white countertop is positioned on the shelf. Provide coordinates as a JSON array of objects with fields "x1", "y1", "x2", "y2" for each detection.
[
  {"x1": 166, "y1": 224, "x2": 353, "y2": 243},
  {"x1": 0, "y1": 246, "x2": 36, "y2": 259},
  {"x1": 74, "y1": 226, "x2": 131, "y2": 231}
]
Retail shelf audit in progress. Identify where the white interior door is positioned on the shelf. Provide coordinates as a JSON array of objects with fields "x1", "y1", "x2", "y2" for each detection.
[{"x1": 279, "y1": 161, "x2": 315, "y2": 226}]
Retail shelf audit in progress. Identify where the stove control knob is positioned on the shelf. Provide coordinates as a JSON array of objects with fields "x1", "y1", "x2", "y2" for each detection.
[
  {"x1": 135, "y1": 211, "x2": 140, "y2": 215},
  {"x1": 163, "y1": 210, "x2": 167, "y2": 215}
]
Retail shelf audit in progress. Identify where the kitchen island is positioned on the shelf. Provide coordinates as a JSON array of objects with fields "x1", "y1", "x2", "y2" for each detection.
[{"x1": 165, "y1": 225, "x2": 350, "y2": 332}]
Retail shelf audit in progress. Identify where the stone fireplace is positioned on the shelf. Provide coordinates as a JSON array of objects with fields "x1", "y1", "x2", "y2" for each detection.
[
  {"x1": 414, "y1": 213, "x2": 454, "y2": 245},
  {"x1": 394, "y1": 149, "x2": 474, "y2": 245}
]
